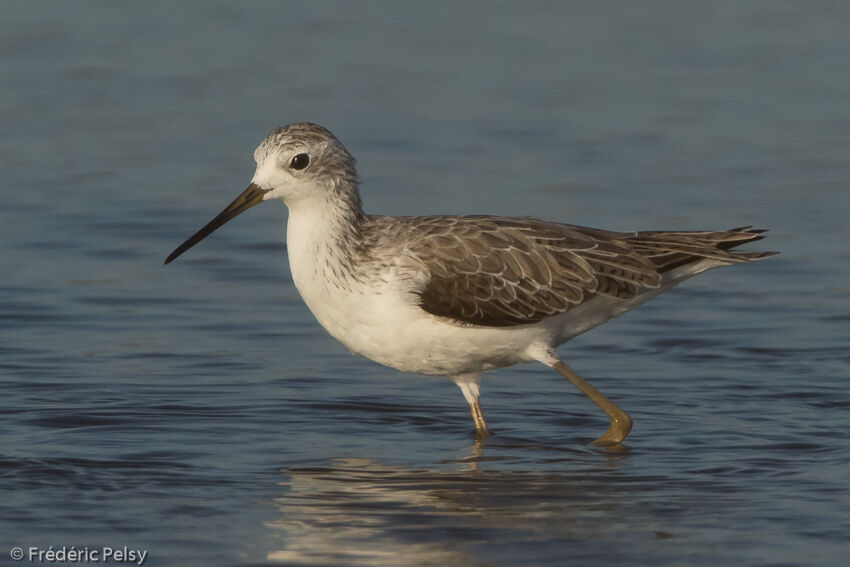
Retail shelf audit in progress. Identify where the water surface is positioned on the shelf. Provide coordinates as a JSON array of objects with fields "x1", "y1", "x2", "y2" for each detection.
[{"x1": 2, "y1": 2, "x2": 848, "y2": 566}]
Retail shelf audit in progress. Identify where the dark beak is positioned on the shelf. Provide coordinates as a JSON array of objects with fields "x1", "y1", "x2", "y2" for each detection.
[{"x1": 164, "y1": 183, "x2": 270, "y2": 264}]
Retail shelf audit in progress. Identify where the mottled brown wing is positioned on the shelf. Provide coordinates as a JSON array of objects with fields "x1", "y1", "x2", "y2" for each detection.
[{"x1": 403, "y1": 216, "x2": 663, "y2": 327}]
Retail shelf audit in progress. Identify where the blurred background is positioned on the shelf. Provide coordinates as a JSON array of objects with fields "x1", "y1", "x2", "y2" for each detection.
[{"x1": 1, "y1": 2, "x2": 848, "y2": 566}]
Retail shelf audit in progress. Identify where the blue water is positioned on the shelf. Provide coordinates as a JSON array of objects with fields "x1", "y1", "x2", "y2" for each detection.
[{"x1": 2, "y1": 2, "x2": 849, "y2": 566}]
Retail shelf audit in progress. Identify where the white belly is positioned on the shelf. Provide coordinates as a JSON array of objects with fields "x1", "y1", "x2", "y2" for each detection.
[
  {"x1": 291, "y1": 262, "x2": 546, "y2": 376},
  {"x1": 282, "y1": 205, "x2": 544, "y2": 376},
  {"x1": 286, "y1": 206, "x2": 726, "y2": 377}
]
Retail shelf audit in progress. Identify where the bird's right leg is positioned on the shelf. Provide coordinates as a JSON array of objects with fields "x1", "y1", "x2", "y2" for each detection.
[{"x1": 451, "y1": 373, "x2": 489, "y2": 438}]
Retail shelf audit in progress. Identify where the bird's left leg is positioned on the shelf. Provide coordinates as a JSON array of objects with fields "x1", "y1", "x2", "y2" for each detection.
[
  {"x1": 552, "y1": 359, "x2": 633, "y2": 445},
  {"x1": 528, "y1": 345, "x2": 633, "y2": 445}
]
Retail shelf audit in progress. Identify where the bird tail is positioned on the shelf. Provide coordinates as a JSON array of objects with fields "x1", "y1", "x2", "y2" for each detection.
[{"x1": 627, "y1": 226, "x2": 779, "y2": 273}]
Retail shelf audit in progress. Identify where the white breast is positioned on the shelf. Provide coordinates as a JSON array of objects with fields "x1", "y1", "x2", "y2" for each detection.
[
  {"x1": 284, "y1": 203, "x2": 721, "y2": 378},
  {"x1": 284, "y1": 206, "x2": 554, "y2": 376}
]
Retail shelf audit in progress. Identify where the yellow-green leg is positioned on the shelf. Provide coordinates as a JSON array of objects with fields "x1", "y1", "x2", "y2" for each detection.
[
  {"x1": 452, "y1": 373, "x2": 490, "y2": 438},
  {"x1": 553, "y1": 360, "x2": 633, "y2": 445}
]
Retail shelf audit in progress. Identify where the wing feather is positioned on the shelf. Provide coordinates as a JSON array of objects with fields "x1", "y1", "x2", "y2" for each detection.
[
  {"x1": 398, "y1": 216, "x2": 652, "y2": 326},
  {"x1": 364, "y1": 216, "x2": 774, "y2": 327}
]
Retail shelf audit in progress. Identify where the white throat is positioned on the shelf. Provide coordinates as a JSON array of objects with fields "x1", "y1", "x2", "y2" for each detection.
[{"x1": 284, "y1": 194, "x2": 366, "y2": 316}]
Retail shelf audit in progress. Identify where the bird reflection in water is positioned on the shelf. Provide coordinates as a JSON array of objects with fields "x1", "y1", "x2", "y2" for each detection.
[{"x1": 265, "y1": 444, "x2": 632, "y2": 566}]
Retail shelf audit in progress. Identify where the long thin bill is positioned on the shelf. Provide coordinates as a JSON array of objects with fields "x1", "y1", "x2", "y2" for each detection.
[{"x1": 164, "y1": 183, "x2": 270, "y2": 264}]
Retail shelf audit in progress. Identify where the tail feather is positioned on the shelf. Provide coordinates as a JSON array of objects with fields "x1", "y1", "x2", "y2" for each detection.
[
  {"x1": 732, "y1": 251, "x2": 780, "y2": 261},
  {"x1": 628, "y1": 227, "x2": 778, "y2": 273}
]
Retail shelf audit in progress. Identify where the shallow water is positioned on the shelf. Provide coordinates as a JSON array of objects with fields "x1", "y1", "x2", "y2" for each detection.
[{"x1": 2, "y1": 2, "x2": 849, "y2": 566}]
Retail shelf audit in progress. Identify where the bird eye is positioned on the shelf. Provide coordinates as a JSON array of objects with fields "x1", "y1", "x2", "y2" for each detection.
[{"x1": 289, "y1": 153, "x2": 310, "y2": 170}]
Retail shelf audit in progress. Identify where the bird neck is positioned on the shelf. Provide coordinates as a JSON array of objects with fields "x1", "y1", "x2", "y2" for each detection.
[{"x1": 285, "y1": 184, "x2": 367, "y2": 274}]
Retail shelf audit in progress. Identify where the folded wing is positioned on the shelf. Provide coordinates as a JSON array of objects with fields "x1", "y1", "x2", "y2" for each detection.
[{"x1": 396, "y1": 216, "x2": 774, "y2": 327}]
